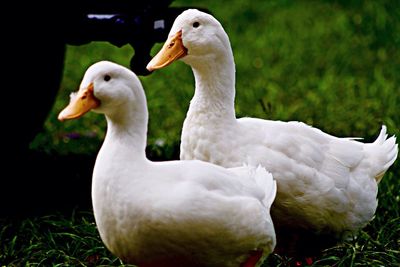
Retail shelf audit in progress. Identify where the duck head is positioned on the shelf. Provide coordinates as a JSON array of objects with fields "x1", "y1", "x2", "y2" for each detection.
[
  {"x1": 146, "y1": 9, "x2": 232, "y2": 71},
  {"x1": 58, "y1": 61, "x2": 146, "y2": 121}
]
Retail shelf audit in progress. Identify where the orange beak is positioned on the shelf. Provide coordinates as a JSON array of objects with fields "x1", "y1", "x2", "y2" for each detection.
[
  {"x1": 146, "y1": 30, "x2": 187, "y2": 71},
  {"x1": 58, "y1": 83, "x2": 100, "y2": 121}
]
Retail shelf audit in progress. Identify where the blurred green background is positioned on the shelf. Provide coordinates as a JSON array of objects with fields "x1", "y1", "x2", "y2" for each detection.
[{"x1": 31, "y1": 0, "x2": 399, "y2": 159}]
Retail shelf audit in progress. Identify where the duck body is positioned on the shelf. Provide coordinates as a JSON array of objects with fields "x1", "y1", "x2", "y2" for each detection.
[
  {"x1": 182, "y1": 114, "x2": 390, "y2": 234},
  {"x1": 94, "y1": 145, "x2": 275, "y2": 267},
  {"x1": 58, "y1": 61, "x2": 277, "y2": 267},
  {"x1": 147, "y1": 9, "x2": 398, "y2": 256}
]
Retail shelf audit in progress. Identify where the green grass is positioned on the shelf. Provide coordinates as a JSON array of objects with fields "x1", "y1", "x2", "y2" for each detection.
[
  {"x1": 4, "y1": 0, "x2": 399, "y2": 266},
  {"x1": 0, "y1": 210, "x2": 132, "y2": 266}
]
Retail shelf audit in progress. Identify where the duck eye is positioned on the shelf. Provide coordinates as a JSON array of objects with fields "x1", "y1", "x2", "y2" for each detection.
[
  {"x1": 104, "y1": 75, "x2": 111, "y2": 82},
  {"x1": 192, "y1": 21, "x2": 200, "y2": 28}
]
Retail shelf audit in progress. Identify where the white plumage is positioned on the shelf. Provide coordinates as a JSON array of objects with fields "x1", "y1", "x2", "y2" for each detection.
[
  {"x1": 147, "y1": 9, "x2": 398, "y2": 256},
  {"x1": 58, "y1": 61, "x2": 277, "y2": 267}
]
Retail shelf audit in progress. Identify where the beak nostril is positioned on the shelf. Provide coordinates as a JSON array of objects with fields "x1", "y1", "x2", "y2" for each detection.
[{"x1": 146, "y1": 29, "x2": 187, "y2": 71}]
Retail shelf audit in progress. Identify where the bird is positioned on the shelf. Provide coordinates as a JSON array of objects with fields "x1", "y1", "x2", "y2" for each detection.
[
  {"x1": 58, "y1": 60, "x2": 277, "y2": 267},
  {"x1": 146, "y1": 8, "x2": 398, "y2": 259}
]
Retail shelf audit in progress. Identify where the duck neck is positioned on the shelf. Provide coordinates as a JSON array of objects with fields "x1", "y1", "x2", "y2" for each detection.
[
  {"x1": 101, "y1": 104, "x2": 148, "y2": 162},
  {"x1": 188, "y1": 52, "x2": 236, "y2": 121}
]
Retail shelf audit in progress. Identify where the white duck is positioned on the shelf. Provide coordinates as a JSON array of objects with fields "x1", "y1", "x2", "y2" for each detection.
[
  {"x1": 147, "y1": 9, "x2": 398, "y2": 257},
  {"x1": 58, "y1": 61, "x2": 277, "y2": 267}
]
